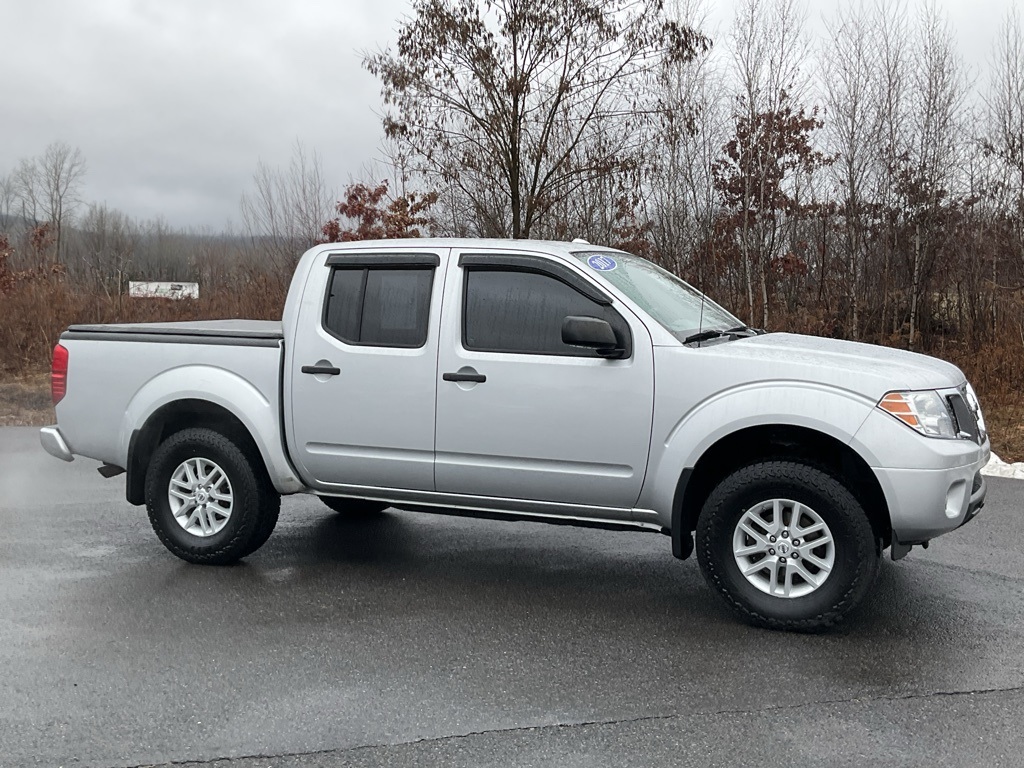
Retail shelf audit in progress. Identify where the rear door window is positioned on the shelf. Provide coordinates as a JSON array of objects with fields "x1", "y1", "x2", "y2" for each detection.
[{"x1": 324, "y1": 267, "x2": 433, "y2": 348}]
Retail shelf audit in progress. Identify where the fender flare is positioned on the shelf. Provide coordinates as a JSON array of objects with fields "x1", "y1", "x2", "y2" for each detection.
[
  {"x1": 121, "y1": 365, "x2": 305, "y2": 500},
  {"x1": 640, "y1": 381, "x2": 878, "y2": 531}
]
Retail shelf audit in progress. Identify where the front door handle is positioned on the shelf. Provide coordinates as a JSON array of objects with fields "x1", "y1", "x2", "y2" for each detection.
[
  {"x1": 443, "y1": 371, "x2": 486, "y2": 383},
  {"x1": 301, "y1": 364, "x2": 341, "y2": 376}
]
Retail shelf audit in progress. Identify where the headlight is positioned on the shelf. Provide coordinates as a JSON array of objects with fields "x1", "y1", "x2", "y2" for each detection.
[{"x1": 878, "y1": 390, "x2": 957, "y2": 438}]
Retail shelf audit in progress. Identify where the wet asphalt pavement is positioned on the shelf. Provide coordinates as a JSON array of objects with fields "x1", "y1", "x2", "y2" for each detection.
[{"x1": 1, "y1": 425, "x2": 1022, "y2": 767}]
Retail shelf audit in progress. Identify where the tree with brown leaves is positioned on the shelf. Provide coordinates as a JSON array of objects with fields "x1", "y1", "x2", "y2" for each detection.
[
  {"x1": 321, "y1": 180, "x2": 438, "y2": 242},
  {"x1": 365, "y1": 0, "x2": 708, "y2": 239}
]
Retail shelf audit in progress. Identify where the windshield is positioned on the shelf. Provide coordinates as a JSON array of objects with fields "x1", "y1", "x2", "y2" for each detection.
[{"x1": 573, "y1": 251, "x2": 740, "y2": 341}]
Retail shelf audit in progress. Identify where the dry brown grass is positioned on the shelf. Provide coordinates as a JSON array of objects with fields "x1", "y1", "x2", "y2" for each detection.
[
  {"x1": 0, "y1": 272, "x2": 288, "y2": 426},
  {"x1": 0, "y1": 373, "x2": 52, "y2": 426},
  {"x1": 0, "y1": 272, "x2": 288, "y2": 376},
  {"x1": 978, "y1": 394, "x2": 1024, "y2": 462},
  {"x1": 939, "y1": 339, "x2": 1024, "y2": 462}
]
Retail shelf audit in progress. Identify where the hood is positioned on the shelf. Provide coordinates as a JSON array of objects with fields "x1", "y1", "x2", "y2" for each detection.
[{"x1": 695, "y1": 332, "x2": 965, "y2": 400}]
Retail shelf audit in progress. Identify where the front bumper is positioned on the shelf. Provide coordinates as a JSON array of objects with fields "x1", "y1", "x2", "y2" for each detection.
[
  {"x1": 40, "y1": 425, "x2": 74, "y2": 462},
  {"x1": 853, "y1": 402, "x2": 990, "y2": 548},
  {"x1": 873, "y1": 455, "x2": 987, "y2": 545}
]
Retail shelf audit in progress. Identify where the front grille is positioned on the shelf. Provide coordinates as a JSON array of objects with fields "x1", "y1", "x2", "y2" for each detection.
[{"x1": 947, "y1": 392, "x2": 982, "y2": 444}]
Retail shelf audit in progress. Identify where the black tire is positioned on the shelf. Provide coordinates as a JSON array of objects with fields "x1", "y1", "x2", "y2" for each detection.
[
  {"x1": 238, "y1": 480, "x2": 281, "y2": 558},
  {"x1": 695, "y1": 460, "x2": 879, "y2": 632},
  {"x1": 319, "y1": 496, "x2": 389, "y2": 516},
  {"x1": 145, "y1": 427, "x2": 279, "y2": 565}
]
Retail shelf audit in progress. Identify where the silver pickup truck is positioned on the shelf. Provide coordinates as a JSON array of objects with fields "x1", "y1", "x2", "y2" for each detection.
[{"x1": 41, "y1": 239, "x2": 989, "y2": 630}]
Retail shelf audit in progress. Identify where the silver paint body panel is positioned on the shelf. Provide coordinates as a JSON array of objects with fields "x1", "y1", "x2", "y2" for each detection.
[
  {"x1": 45, "y1": 238, "x2": 989, "y2": 543},
  {"x1": 433, "y1": 247, "x2": 655, "y2": 508}
]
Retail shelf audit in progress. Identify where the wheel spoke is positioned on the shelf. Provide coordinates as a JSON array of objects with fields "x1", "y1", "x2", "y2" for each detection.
[
  {"x1": 204, "y1": 465, "x2": 223, "y2": 487},
  {"x1": 803, "y1": 551, "x2": 832, "y2": 572},
  {"x1": 789, "y1": 503, "x2": 803, "y2": 534},
  {"x1": 735, "y1": 542, "x2": 767, "y2": 557},
  {"x1": 743, "y1": 558, "x2": 770, "y2": 576},
  {"x1": 811, "y1": 532, "x2": 833, "y2": 548},
  {"x1": 739, "y1": 519, "x2": 769, "y2": 545},
  {"x1": 782, "y1": 563, "x2": 796, "y2": 597},
  {"x1": 766, "y1": 558, "x2": 782, "y2": 594},
  {"x1": 799, "y1": 521, "x2": 826, "y2": 538},
  {"x1": 203, "y1": 507, "x2": 216, "y2": 535},
  {"x1": 790, "y1": 558, "x2": 820, "y2": 586}
]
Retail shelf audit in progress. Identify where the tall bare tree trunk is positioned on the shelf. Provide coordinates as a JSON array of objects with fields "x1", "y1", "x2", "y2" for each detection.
[{"x1": 909, "y1": 223, "x2": 922, "y2": 350}]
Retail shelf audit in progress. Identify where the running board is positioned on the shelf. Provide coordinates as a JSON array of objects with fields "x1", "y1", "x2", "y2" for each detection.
[
  {"x1": 390, "y1": 502, "x2": 669, "y2": 534},
  {"x1": 313, "y1": 484, "x2": 664, "y2": 532}
]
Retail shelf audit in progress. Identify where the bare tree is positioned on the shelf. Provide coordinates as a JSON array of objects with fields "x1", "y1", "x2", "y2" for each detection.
[
  {"x1": 984, "y1": 7, "x2": 1024, "y2": 270},
  {"x1": 77, "y1": 204, "x2": 137, "y2": 296},
  {"x1": 240, "y1": 140, "x2": 335, "y2": 271},
  {"x1": 646, "y1": 0, "x2": 729, "y2": 278},
  {"x1": 866, "y1": 0, "x2": 910, "y2": 338},
  {"x1": 366, "y1": 0, "x2": 708, "y2": 239},
  {"x1": 822, "y1": 2, "x2": 878, "y2": 338},
  {"x1": 721, "y1": 0, "x2": 816, "y2": 326},
  {"x1": 0, "y1": 172, "x2": 15, "y2": 225},
  {"x1": 904, "y1": 2, "x2": 967, "y2": 348},
  {"x1": 12, "y1": 142, "x2": 86, "y2": 265}
]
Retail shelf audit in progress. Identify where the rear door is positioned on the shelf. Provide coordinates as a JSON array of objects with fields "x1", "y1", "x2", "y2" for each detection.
[
  {"x1": 288, "y1": 249, "x2": 447, "y2": 491},
  {"x1": 434, "y1": 250, "x2": 655, "y2": 509}
]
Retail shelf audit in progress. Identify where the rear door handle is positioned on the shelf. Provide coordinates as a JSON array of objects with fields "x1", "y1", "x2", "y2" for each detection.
[
  {"x1": 302, "y1": 364, "x2": 341, "y2": 376},
  {"x1": 443, "y1": 371, "x2": 486, "y2": 383}
]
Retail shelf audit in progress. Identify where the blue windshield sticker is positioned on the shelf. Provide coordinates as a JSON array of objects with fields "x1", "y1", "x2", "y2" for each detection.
[{"x1": 587, "y1": 254, "x2": 618, "y2": 271}]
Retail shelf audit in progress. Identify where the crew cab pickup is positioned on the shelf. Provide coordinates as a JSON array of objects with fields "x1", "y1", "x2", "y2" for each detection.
[{"x1": 40, "y1": 239, "x2": 990, "y2": 630}]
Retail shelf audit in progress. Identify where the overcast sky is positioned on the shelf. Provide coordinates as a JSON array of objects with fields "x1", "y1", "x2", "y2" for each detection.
[{"x1": 0, "y1": 0, "x2": 1017, "y2": 231}]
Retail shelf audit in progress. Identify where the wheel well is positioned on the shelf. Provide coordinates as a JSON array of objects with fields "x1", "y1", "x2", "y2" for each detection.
[
  {"x1": 126, "y1": 399, "x2": 266, "y2": 505},
  {"x1": 674, "y1": 425, "x2": 891, "y2": 550}
]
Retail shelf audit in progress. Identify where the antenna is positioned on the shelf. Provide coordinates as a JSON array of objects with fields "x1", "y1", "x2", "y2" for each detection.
[
  {"x1": 697, "y1": 282, "x2": 706, "y2": 337},
  {"x1": 696, "y1": 243, "x2": 707, "y2": 338}
]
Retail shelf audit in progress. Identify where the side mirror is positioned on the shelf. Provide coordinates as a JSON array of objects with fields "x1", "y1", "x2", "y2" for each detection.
[{"x1": 561, "y1": 316, "x2": 624, "y2": 358}]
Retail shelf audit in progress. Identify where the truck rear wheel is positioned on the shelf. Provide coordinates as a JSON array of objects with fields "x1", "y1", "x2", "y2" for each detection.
[
  {"x1": 695, "y1": 460, "x2": 879, "y2": 632},
  {"x1": 145, "y1": 427, "x2": 279, "y2": 564},
  {"x1": 319, "y1": 496, "x2": 389, "y2": 516}
]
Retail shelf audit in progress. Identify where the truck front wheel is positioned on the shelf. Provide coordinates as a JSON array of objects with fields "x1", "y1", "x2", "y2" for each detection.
[
  {"x1": 145, "y1": 427, "x2": 280, "y2": 564},
  {"x1": 695, "y1": 460, "x2": 879, "y2": 632}
]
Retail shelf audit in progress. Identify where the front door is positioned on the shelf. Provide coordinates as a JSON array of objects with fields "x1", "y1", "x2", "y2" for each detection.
[
  {"x1": 434, "y1": 250, "x2": 655, "y2": 509},
  {"x1": 287, "y1": 248, "x2": 447, "y2": 491}
]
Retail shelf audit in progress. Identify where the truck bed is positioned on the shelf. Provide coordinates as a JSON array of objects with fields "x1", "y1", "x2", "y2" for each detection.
[{"x1": 53, "y1": 319, "x2": 286, "y2": 477}]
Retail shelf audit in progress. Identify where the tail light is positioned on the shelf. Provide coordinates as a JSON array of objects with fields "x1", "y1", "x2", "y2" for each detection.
[{"x1": 51, "y1": 343, "x2": 69, "y2": 406}]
